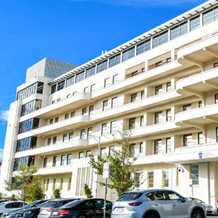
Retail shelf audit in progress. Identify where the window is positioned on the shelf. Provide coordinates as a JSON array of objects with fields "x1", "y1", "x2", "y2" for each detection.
[
  {"x1": 53, "y1": 179, "x2": 56, "y2": 191},
  {"x1": 148, "y1": 172, "x2": 154, "y2": 188},
  {"x1": 97, "y1": 60, "x2": 107, "y2": 73},
  {"x1": 109, "y1": 146, "x2": 115, "y2": 156},
  {"x1": 86, "y1": 150, "x2": 91, "y2": 157},
  {"x1": 104, "y1": 78, "x2": 110, "y2": 87},
  {"x1": 57, "y1": 81, "x2": 65, "y2": 91},
  {"x1": 140, "y1": 116, "x2": 144, "y2": 127},
  {"x1": 51, "y1": 84, "x2": 56, "y2": 94},
  {"x1": 199, "y1": 101, "x2": 203, "y2": 108},
  {"x1": 86, "y1": 66, "x2": 96, "y2": 78},
  {"x1": 102, "y1": 123, "x2": 107, "y2": 135},
  {"x1": 63, "y1": 133, "x2": 68, "y2": 142},
  {"x1": 76, "y1": 71, "x2": 85, "y2": 83},
  {"x1": 129, "y1": 144, "x2": 135, "y2": 157},
  {"x1": 190, "y1": 16, "x2": 200, "y2": 31},
  {"x1": 67, "y1": 154, "x2": 71, "y2": 165},
  {"x1": 57, "y1": 98, "x2": 61, "y2": 102},
  {"x1": 50, "y1": 119, "x2": 53, "y2": 124},
  {"x1": 137, "y1": 40, "x2": 151, "y2": 55},
  {"x1": 81, "y1": 129, "x2": 86, "y2": 139},
  {"x1": 183, "y1": 104, "x2": 191, "y2": 111},
  {"x1": 191, "y1": 164, "x2": 199, "y2": 185},
  {"x1": 73, "y1": 91, "x2": 77, "y2": 96},
  {"x1": 43, "y1": 157, "x2": 47, "y2": 168},
  {"x1": 110, "y1": 121, "x2": 116, "y2": 134},
  {"x1": 53, "y1": 136, "x2": 57, "y2": 144},
  {"x1": 183, "y1": 134, "x2": 192, "y2": 147},
  {"x1": 61, "y1": 155, "x2": 65, "y2": 165},
  {"x1": 141, "y1": 91, "x2": 144, "y2": 99},
  {"x1": 53, "y1": 156, "x2": 57, "y2": 166},
  {"x1": 103, "y1": 100, "x2": 108, "y2": 111},
  {"x1": 69, "y1": 132, "x2": 73, "y2": 141},
  {"x1": 131, "y1": 93, "x2": 137, "y2": 102},
  {"x1": 155, "y1": 111, "x2": 162, "y2": 124},
  {"x1": 166, "y1": 82, "x2": 171, "y2": 91},
  {"x1": 109, "y1": 54, "x2": 121, "y2": 67},
  {"x1": 163, "y1": 170, "x2": 169, "y2": 187},
  {"x1": 215, "y1": 94, "x2": 218, "y2": 103},
  {"x1": 66, "y1": 76, "x2": 75, "y2": 87},
  {"x1": 82, "y1": 107, "x2": 87, "y2": 115},
  {"x1": 89, "y1": 105, "x2": 94, "y2": 115},
  {"x1": 129, "y1": 118, "x2": 135, "y2": 129},
  {"x1": 84, "y1": 87, "x2": 89, "y2": 93},
  {"x1": 46, "y1": 179, "x2": 49, "y2": 190},
  {"x1": 87, "y1": 127, "x2": 92, "y2": 139},
  {"x1": 90, "y1": 84, "x2": 96, "y2": 92},
  {"x1": 153, "y1": 31, "x2": 168, "y2": 48},
  {"x1": 55, "y1": 117, "x2": 59, "y2": 123},
  {"x1": 47, "y1": 138, "x2": 51, "y2": 145},
  {"x1": 154, "y1": 139, "x2": 162, "y2": 154},
  {"x1": 100, "y1": 147, "x2": 106, "y2": 157},
  {"x1": 167, "y1": 191, "x2": 183, "y2": 200},
  {"x1": 113, "y1": 74, "x2": 119, "y2": 84},
  {"x1": 71, "y1": 111, "x2": 75, "y2": 117},
  {"x1": 166, "y1": 138, "x2": 171, "y2": 153},
  {"x1": 79, "y1": 152, "x2": 84, "y2": 159},
  {"x1": 166, "y1": 109, "x2": 171, "y2": 121},
  {"x1": 203, "y1": 7, "x2": 218, "y2": 26},
  {"x1": 52, "y1": 100, "x2": 55, "y2": 104},
  {"x1": 122, "y1": 47, "x2": 135, "y2": 62},
  {"x1": 21, "y1": 99, "x2": 42, "y2": 116},
  {"x1": 214, "y1": 62, "x2": 218, "y2": 68},
  {"x1": 170, "y1": 22, "x2": 188, "y2": 40},
  {"x1": 65, "y1": 113, "x2": 69, "y2": 119},
  {"x1": 198, "y1": 132, "x2": 204, "y2": 145},
  {"x1": 43, "y1": 179, "x2": 46, "y2": 191},
  {"x1": 68, "y1": 177, "x2": 71, "y2": 190},
  {"x1": 155, "y1": 85, "x2": 163, "y2": 95},
  {"x1": 216, "y1": 127, "x2": 218, "y2": 142},
  {"x1": 60, "y1": 178, "x2": 63, "y2": 190},
  {"x1": 112, "y1": 97, "x2": 117, "y2": 108},
  {"x1": 139, "y1": 142, "x2": 143, "y2": 153}
]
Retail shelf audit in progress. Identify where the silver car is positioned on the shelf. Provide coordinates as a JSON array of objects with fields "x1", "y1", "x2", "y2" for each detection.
[{"x1": 111, "y1": 189, "x2": 206, "y2": 218}]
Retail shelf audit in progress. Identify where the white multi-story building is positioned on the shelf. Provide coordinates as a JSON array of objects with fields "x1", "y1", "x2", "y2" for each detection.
[{"x1": 2, "y1": 0, "x2": 218, "y2": 206}]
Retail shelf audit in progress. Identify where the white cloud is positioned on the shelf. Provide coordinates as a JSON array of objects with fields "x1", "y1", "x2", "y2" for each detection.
[
  {"x1": 0, "y1": 110, "x2": 9, "y2": 122},
  {"x1": 68, "y1": 0, "x2": 203, "y2": 7},
  {"x1": 0, "y1": 149, "x2": 3, "y2": 161}
]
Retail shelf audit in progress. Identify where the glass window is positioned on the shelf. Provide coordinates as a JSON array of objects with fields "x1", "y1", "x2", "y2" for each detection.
[
  {"x1": 101, "y1": 147, "x2": 106, "y2": 157},
  {"x1": 140, "y1": 116, "x2": 144, "y2": 127},
  {"x1": 166, "y1": 109, "x2": 171, "y2": 121},
  {"x1": 183, "y1": 134, "x2": 192, "y2": 147},
  {"x1": 155, "y1": 111, "x2": 162, "y2": 124},
  {"x1": 63, "y1": 133, "x2": 67, "y2": 142},
  {"x1": 137, "y1": 40, "x2": 151, "y2": 55},
  {"x1": 154, "y1": 139, "x2": 162, "y2": 154},
  {"x1": 139, "y1": 142, "x2": 143, "y2": 153},
  {"x1": 122, "y1": 47, "x2": 135, "y2": 62},
  {"x1": 82, "y1": 107, "x2": 87, "y2": 115},
  {"x1": 53, "y1": 136, "x2": 57, "y2": 144},
  {"x1": 198, "y1": 132, "x2": 204, "y2": 145},
  {"x1": 183, "y1": 104, "x2": 192, "y2": 111},
  {"x1": 71, "y1": 111, "x2": 75, "y2": 117},
  {"x1": 69, "y1": 132, "x2": 73, "y2": 141},
  {"x1": 109, "y1": 54, "x2": 121, "y2": 68},
  {"x1": 65, "y1": 113, "x2": 69, "y2": 119},
  {"x1": 50, "y1": 119, "x2": 53, "y2": 124},
  {"x1": 68, "y1": 177, "x2": 72, "y2": 190},
  {"x1": 73, "y1": 91, "x2": 77, "y2": 96},
  {"x1": 199, "y1": 101, "x2": 203, "y2": 108},
  {"x1": 66, "y1": 76, "x2": 75, "y2": 87},
  {"x1": 61, "y1": 155, "x2": 65, "y2": 165},
  {"x1": 60, "y1": 178, "x2": 63, "y2": 190},
  {"x1": 215, "y1": 94, "x2": 218, "y2": 103},
  {"x1": 113, "y1": 74, "x2": 119, "y2": 84},
  {"x1": 170, "y1": 22, "x2": 188, "y2": 40},
  {"x1": 155, "y1": 85, "x2": 163, "y2": 95},
  {"x1": 51, "y1": 84, "x2": 57, "y2": 94},
  {"x1": 54, "y1": 117, "x2": 59, "y2": 123},
  {"x1": 102, "y1": 123, "x2": 107, "y2": 135},
  {"x1": 87, "y1": 127, "x2": 92, "y2": 139},
  {"x1": 86, "y1": 150, "x2": 91, "y2": 157},
  {"x1": 109, "y1": 146, "x2": 115, "y2": 156},
  {"x1": 76, "y1": 71, "x2": 85, "y2": 83},
  {"x1": 112, "y1": 97, "x2": 117, "y2": 108},
  {"x1": 89, "y1": 105, "x2": 94, "y2": 115},
  {"x1": 97, "y1": 60, "x2": 107, "y2": 73},
  {"x1": 67, "y1": 154, "x2": 71, "y2": 165},
  {"x1": 148, "y1": 172, "x2": 154, "y2": 188},
  {"x1": 167, "y1": 191, "x2": 183, "y2": 200},
  {"x1": 131, "y1": 93, "x2": 137, "y2": 102},
  {"x1": 190, "y1": 16, "x2": 200, "y2": 31},
  {"x1": 191, "y1": 165, "x2": 199, "y2": 185},
  {"x1": 90, "y1": 84, "x2": 96, "y2": 92},
  {"x1": 57, "y1": 81, "x2": 65, "y2": 91},
  {"x1": 129, "y1": 118, "x2": 135, "y2": 129},
  {"x1": 110, "y1": 121, "x2": 116, "y2": 134},
  {"x1": 21, "y1": 99, "x2": 42, "y2": 116},
  {"x1": 141, "y1": 91, "x2": 144, "y2": 99},
  {"x1": 153, "y1": 31, "x2": 168, "y2": 48},
  {"x1": 43, "y1": 157, "x2": 47, "y2": 168},
  {"x1": 53, "y1": 178, "x2": 56, "y2": 190},
  {"x1": 79, "y1": 152, "x2": 84, "y2": 159},
  {"x1": 37, "y1": 82, "x2": 44, "y2": 94},
  {"x1": 84, "y1": 87, "x2": 89, "y2": 93},
  {"x1": 81, "y1": 129, "x2": 86, "y2": 139},
  {"x1": 163, "y1": 170, "x2": 169, "y2": 187},
  {"x1": 203, "y1": 7, "x2": 218, "y2": 26},
  {"x1": 86, "y1": 66, "x2": 96, "y2": 78},
  {"x1": 47, "y1": 138, "x2": 51, "y2": 145},
  {"x1": 166, "y1": 82, "x2": 171, "y2": 91},
  {"x1": 104, "y1": 78, "x2": 110, "y2": 87},
  {"x1": 129, "y1": 144, "x2": 135, "y2": 157},
  {"x1": 166, "y1": 138, "x2": 171, "y2": 153},
  {"x1": 103, "y1": 100, "x2": 108, "y2": 111},
  {"x1": 53, "y1": 156, "x2": 57, "y2": 166}
]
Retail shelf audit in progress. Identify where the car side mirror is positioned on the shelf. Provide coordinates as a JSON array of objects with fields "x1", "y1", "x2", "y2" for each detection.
[{"x1": 181, "y1": 198, "x2": 186, "y2": 203}]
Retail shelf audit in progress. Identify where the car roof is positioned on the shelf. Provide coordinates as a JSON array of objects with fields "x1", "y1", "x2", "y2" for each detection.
[{"x1": 122, "y1": 189, "x2": 178, "y2": 194}]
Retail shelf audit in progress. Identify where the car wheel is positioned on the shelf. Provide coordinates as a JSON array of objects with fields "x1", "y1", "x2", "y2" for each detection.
[
  {"x1": 192, "y1": 210, "x2": 204, "y2": 218},
  {"x1": 145, "y1": 213, "x2": 158, "y2": 218}
]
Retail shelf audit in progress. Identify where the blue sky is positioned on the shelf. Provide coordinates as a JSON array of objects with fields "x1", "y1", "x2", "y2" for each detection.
[{"x1": 0, "y1": 0, "x2": 206, "y2": 161}]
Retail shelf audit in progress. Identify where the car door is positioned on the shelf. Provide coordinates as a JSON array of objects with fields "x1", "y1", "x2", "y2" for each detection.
[
  {"x1": 152, "y1": 191, "x2": 173, "y2": 218},
  {"x1": 76, "y1": 200, "x2": 96, "y2": 218},
  {"x1": 93, "y1": 199, "x2": 112, "y2": 218},
  {"x1": 166, "y1": 191, "x2": 190, "y2": 218}
]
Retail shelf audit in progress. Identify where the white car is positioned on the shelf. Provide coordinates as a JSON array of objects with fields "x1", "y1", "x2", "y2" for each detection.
[{"x1": 0, "y1": 201, "x2": 24, "y2": 216}]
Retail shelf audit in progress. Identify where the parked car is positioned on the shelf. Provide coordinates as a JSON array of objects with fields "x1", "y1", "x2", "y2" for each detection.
[
  {"x1": 0, "y1": 201, "x2": 8, "y2": 204},
  {"x1": 2, "y1": 200, "x2": 48, "y2": 218},
  {"x1": 0, "y1": 202, "x2": 25, "y2": 216},
  {"x1": 50, "y1": 198, "x2": 112, "y2": 218},
  {"x1": 38, "y1": 199, "x2": 79, "y2": 218},
  {"x1": 189, "y1": 197, "x2": 214, "y2": 215},
  {"x1": 111, "y1": 189, "x2": 206, "y2": 218}
]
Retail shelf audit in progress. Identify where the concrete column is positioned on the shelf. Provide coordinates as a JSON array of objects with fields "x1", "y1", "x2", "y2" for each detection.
[{"x1": 171, "y1": 49, "x2": 175, "y2": 61}]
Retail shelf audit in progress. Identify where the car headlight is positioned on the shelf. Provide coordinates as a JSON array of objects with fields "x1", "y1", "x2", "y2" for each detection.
[
  {"x1": 9, "y1": 213, "x2": 16, "y2": 216},
  {"x1": 206, "y1": 205, "x2": 213, "y2": 208},
  {"x1": 23, "y1": 212, "x2": 31, "y2": 216}
]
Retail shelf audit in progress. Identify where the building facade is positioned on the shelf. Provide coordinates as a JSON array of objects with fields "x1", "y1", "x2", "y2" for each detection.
[{"x1": 2, "y1": 0, "x2": 218, "y2": 206}]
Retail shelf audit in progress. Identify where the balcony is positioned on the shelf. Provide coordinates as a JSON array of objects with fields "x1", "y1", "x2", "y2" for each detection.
[{"x1": 19, "y1": 93, "x2": 92, "y2": 122}]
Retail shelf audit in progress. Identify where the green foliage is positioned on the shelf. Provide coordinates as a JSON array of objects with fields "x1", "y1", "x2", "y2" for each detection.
[
  {"x1": 84, "y1": 184, "x2": 93, "y2": 198},
  {"x1": 11, "y1": 194, "x2": 17, "y2": 201},
  {"x1": 0, "y1": 192, "x2": 3, "y2": 199},
  {"x1": 28, "y1": 181, "x2": 45, "y2": 202},
  {"x1": 53, "y1": 189, "x2": 61, "y2": 199},
  {"x1": 4, "y1": 162, "x2": 44, "y2": 203},
  {"x1": 88, "y1": 129, "x2": 144, "y2": 197}
]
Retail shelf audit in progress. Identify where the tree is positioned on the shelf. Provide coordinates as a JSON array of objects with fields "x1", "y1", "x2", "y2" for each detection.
[
  {"x1": 53, "y1": 188, "x2": 61, "y2": 198},
  {"x1": 89, "y1": 129, "x2": 144, "y2": 197},
  {"x1": 4, "y1": 162, "x2": 44, "y2": 204},
  {"x1": 84, "y1": 184, "x2": 93, "y2": 198},
  {"x1": 11, "y1": 194, "x2": 17, "y2": 201},
  {"x1": 0, "y1": 192, "x2": 3, "y2": 200},
  {"x1": 28, "y1": 181, "x2": 45, "y2": 202}
]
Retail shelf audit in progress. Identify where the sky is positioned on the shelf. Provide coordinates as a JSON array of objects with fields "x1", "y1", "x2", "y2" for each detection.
[{"x1": 0, "y1": 0, "x2": 206, "y2": 161}]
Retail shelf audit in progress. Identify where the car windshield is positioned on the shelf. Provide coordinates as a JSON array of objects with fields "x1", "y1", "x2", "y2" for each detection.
[
  {"x1": 41, "y1": 201, "x2": 58, "y2": 208},
  {"x1": 117, "y1": 193, "x2": 142, "y2": 201},
  {"x1": 190, "y1": 198, "x2": 204, "y2": 203}
]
